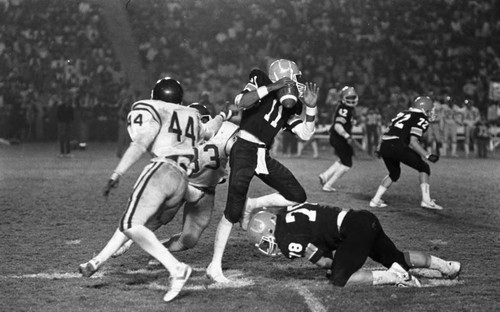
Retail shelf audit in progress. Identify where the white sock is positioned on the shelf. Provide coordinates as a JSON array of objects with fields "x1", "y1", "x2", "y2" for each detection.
[
  {"x1": 250, "y1": 193, "x2": 296, "y2": 209},
  {"x1": 372, "y1": 185, "x2": 387, "y2": 202},
  {"x1": 420, "y1": 183, "x2": 431, "y2": 202},
  {"x1": 372, "y1": 270, "x2": 399, "y2": 285},
  {"x1": 324, "y1": 165, "x2": 349, "y2": 188},
  {"x1": 322, "y1": 162, "x2": 340, "y2": 181}
]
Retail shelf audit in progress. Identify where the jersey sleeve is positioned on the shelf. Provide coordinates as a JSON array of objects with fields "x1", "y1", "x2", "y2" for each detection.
[
  {"x1": 242, "y1": 69, "x2": 271, "y2": 92},
  {"x1": 410, "y1": 113, "x2": 429, "y2": 138},
  {"x1": 127, "y1": 108, "x2": 160, "y2": 149}
]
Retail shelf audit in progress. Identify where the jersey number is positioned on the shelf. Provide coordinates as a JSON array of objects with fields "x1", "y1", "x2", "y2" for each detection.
[
  {"x1": 169, "y1": 111, "x2": 196, "y2": 145},
  {"x1": 127, "y1": 114, "x2": 143, "y2": 126},
  {"x1": 391, "y1": 112, "x2": 411, "y2": 129},
  {"x1": 264, "y1": 100, "x2": 283, "y2": 128},
  {"x1": 192, "y1": 144, "x2": 220, "y2": 173},
  {"x1": 285, "y1": 205, "x2": 317, "y2": 223}
]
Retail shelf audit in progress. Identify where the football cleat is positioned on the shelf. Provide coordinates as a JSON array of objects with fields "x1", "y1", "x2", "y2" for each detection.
[
  {"x1": 369, "y1": 199, "x2": 387, "y2": 208},
  {"x1": 206, "y1": 263, "x2": 230, "y2": 283},
  {"x1": 79, "y1": 259, "x2": 100, "y2": 278},
  {"x1": 322, "y1": 185, "x2": 336, "y2": 192},
  {"x1": 441, "y1": 261, "x2": 461, "y2": 279},
  {"x1": 421, "y1": 199, "x2": 443, "y2": 210},
  {"x1": 318, "y1": 175, "x2": 326, "y2": 187},
  {"x1": 163, "y1": 263, "x2": 192, "y2": 302},
  {"x1": 389, "y1": 262, "x2": 421, "y2": 288}
]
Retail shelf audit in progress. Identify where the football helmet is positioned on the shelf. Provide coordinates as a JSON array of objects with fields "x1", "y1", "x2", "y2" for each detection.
[
  {"x1": 412, "y1": 96, "x2": 435, "y2": 120},
  {"x1": 268, "y1": 59, "x2": 305, "y2": 96},
  {"x1": 247, "y1": 210, "x2": 280, "y2": 257},
  {"x1": 339, "y1": 86, "x2": 358, "y2": 107},
  {"x1": 188, "y1": 103, "x2": 212, "y2": 123},
  {"x1": 151, "y1": 77, "x2": 183, "y2": 104}
]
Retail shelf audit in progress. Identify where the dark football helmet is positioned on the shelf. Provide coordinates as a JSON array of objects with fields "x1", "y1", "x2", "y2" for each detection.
[
  {"x1": 188, "y1": 103, "x2": 212, "y2": 123},
  {"x1": 412, "y1": 96, "x2": 435, "y2": 120},
  {"x1": 151, "y1": 77, "x2": 183, "y2": 104},
  {"x1": 339, "y1": 86, "x2": 358, "y2": 107},
  {"x1": 247, "y1": 210, "x2": 280, "y2": 257}
]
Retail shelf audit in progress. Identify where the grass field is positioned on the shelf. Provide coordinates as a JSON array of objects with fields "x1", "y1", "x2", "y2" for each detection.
[{"x1": 1, "y1": 142, "x2": 499, "y2": 312}]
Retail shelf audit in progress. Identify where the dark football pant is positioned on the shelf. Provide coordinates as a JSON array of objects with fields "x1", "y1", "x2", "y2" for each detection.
[
  {"x1": 379, "y1": 139, "x2": 430, "y2": 181},
  {"x1": 224, "y1": 138, "x2": 307, "y2": 223},
  {"x1": 329, "y1": 134, "x2": 353, "y2": 167},
  {"x1": 330, "y1": 210, "x2": 407, "y2": 286}
]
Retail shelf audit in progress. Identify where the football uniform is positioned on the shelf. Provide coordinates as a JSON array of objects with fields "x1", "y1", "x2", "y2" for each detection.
[
  {"x1": 275, "y1": 203, "x2": 407, "y2": 286},
  {"x1": 223, "y1": 69, "x2": 312, "y2": 223},
  {"x1": 379, "y1": 108, "x2": 431, "y2": 181},
  {"x1": 329, "y1": 102, "x2": 355, "y2": 166},
  {"x1": 120, "y1": 100, "x2": 204, "y2": 231}
]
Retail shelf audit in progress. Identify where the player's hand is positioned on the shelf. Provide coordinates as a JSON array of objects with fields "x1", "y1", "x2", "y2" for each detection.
[
  {"x1": 302, "y1": 82, "x2": 319, "y2": 108},
  {"x1": 271, "y1": 77, "x2": 294, "y2": 91},
  {"x1": 374, "y1": 149, "x2": 381, "y2": 158},
  {"x1": 426, "y1": 154, "x2": 439, "y2": 163},
  {"x1": 103, "y1": 173, "x2": 120, "y2": 197},
  {"x1": 218, "y1": 102, "x2": 233, "y2": 121}
]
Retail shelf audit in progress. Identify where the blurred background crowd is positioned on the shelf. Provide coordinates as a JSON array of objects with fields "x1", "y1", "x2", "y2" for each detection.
[{"x1": 1, "y1": 0, "x2": 499, "y2": 156}]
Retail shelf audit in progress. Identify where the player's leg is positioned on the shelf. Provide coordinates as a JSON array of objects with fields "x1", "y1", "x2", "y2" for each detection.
[
  {"x1": 164, "y1": 192, "x2": 215, "y2": 251},
  {"x1": 241, "y1": 192, "x2": 297, "y2": 230},
  {"x1": 120, "y1": 162, "x2": 192, "y2": 301},
  {"x1": 370, "y1": 141, "x2": 401, "y2": 207},
  {"x1": 258, "y1": 155, "x2": 307, "y2": 204},
  {"x1": 79, "y1": 228, "x2": 130, "y2": 277},
  {"x1": 207, "y1": 139, "x2": 256, "y2": 282},
  {"x1": 319, "y1": 161, "x2": 340, "y2": 186},
  {"x1": 323, "y1": 142, "x2": 353, "y2": 191},
  {"x1": 451, "y1": 124, "x2": 458, "y2": 157},
  {"x1": 404, "y1": 251, "x2": 461, "y2": 278}
]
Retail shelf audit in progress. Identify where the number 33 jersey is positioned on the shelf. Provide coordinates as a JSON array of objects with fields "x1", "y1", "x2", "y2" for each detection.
[
  {"x1": 189, "y1": 121, "x2": 239, "y2": 189},
  {"x1": 275, "y1": 203, "x2": 343, "y2": 260},
  {"x1": 127, "y1": 100, "x2": 202, "y2": 158}
]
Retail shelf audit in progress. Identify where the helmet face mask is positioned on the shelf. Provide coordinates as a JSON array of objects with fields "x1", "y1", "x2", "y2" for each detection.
[
  {"x1": 151, "y1": 77, "x2": 184, "y2": 104},
  {"x1": 188, "y1": 103, "x2": 212, "y2": 123},
  {"x1": 340, "y1": 86, "x2": 358, "y2": 107},
  {"x1": 247, "y1": 210, "x2": 280, "y2": 257}
]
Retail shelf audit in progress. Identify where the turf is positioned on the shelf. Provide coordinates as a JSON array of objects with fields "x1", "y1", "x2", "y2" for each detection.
[{"x1": 1, "y1": 142, "x2": 499, "y2": 312}]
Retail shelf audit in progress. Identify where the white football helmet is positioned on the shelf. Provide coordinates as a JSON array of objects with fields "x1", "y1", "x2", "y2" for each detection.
[
  {"x1": 268, "y1": 59, "x2": 305, "y2": 97},
  {"x1": 247, "y1": 210, "x2": 280, "y2": 257},
  {"x1": 412, "y1": 96, "x2": 435, "y2": 121},
  {"x1": 339, "y1": 86, "x2": 358, "y2": 107}
]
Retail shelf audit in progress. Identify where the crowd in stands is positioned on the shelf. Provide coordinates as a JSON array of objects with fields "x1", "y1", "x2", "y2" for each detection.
[{"x1": 1, "y1": 0, "x2": 500, "y2": 155}]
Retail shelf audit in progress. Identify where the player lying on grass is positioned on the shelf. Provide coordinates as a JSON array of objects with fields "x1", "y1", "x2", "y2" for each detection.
[{"x1": 247, "y1": 202, "x2": 461, "y2": 287}]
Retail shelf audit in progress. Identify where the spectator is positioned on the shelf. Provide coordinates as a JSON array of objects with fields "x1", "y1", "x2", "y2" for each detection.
[
  {"x1": 56, "y1": 93, "x2": 74, "y2": 157},
  {"x1": 474, "y1": 118, "x2": 491, "y2": 158}
]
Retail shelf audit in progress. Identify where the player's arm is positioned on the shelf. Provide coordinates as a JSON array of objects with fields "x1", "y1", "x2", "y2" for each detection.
[
  {"x1": 200, "y1": 114, "x2": 224, "y2": 141},
  {"x1": 103, "y1": 110, "x2": 158, "y2": 197},
  {"x1": 409, "y1": 135, "x2": 434, "y2": 161},
  {"x1": 305, "y1": 243, "x2": 332, "y2": 269},
  {"x1": 288, "y1": 82, "x2": 319, "y2": 140},
  {"x1": 235, "y1": 72, "x2": 293, "y2": 109}
]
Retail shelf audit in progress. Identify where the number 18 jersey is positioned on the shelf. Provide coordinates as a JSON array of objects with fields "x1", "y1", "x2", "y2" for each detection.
[{"x1": 127, "y1": 99, "x2": 201, "y2": 158}]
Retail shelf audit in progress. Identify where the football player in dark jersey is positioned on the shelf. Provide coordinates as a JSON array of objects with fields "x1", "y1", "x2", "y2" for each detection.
[
  {"x1": 370, "y1": 96, "x2": 442, "y2": 210},
  {"x1": 247, "y1": 202, "x2": 461, "y2": 287},
  {"x1": 206, "y1": 59, "x2": 319, "y2": 283},
  {"x1": 319, "y1": 86, "x2": 359, "y2": 192}
]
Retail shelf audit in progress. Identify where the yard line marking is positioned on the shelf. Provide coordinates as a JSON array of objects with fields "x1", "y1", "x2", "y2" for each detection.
[{"x1": 292, "y1": 284, "x2": 327, "y2": 312}]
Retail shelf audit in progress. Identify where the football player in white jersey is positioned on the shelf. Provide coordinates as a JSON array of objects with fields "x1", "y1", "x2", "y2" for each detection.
[{"x1": 78, "y1": 78, "x2": 226, "y2": 302}]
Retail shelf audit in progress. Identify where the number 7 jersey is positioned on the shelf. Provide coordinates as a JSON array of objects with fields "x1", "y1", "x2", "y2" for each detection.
[{"x1": 127, "y1": 99, "x2": 202, "y2": 158}]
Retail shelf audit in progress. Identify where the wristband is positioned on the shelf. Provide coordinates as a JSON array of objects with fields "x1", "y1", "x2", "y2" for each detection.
[
  {"x1": 344, "y1": 134, "x2": 350, "y2": 140},
  {"x1": 257, "y1": 86, "x2": 269, "y2": 99},
  {"x1": 305, "y1": 106, "x2": 317, "y2": 116}
]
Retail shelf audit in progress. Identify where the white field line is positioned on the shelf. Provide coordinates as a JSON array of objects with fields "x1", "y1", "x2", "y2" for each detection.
[{"x1": 292, "y1": 284, "x2": 327, "y2": 312}]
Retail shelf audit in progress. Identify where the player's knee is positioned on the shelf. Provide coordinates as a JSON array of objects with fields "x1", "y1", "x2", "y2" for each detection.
[
  {"x1": 419, "y1": 163, "x2": 430, "y2": 175},
  {"x1": 224, "y1": 208, "x2": 242, "y2": 224},
  {"x1": 389, "y1": 171, "x2": 401, "y2": 182},
  {"x1": 180, "y1": 233, "x2": 199, "y2": 249},
  {"x1": 286, "y1": 188, "x2": 306, "y2": 203}
]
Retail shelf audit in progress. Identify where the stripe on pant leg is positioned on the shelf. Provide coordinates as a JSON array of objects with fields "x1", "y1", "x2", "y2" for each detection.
[{"x1": 120, "y1": 162, "x2": 163, "y2": 231}]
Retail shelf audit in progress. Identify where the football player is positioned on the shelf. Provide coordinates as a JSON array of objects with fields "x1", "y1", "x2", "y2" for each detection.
[
  {"x1": 78, "y1": 103, "x2": 237, "y2": 274},
  {"x1": 370, "y1": 96, "x2": 442, "y2": 210},
  {"x1": 318, "y1": 86, "x2": 359, "y2": 192},
  {"x1": 206, "y1": 59, "x2": 320, "y2": 283},
  {"x1": 247, "y1": 203, "x2": 461, "y2": 287},
  {"x1": 78, "y1": 78, "x2": 227, "y2": 302}
]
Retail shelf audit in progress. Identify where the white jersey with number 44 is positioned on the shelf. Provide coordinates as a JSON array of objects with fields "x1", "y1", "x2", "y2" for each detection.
[{"x1": 127, "y1": 100, "x2": 202, "y2": 158}]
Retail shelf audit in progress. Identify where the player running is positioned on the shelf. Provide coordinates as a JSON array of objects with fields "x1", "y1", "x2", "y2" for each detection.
[
  {"x1": 247, "y1": 202, "x2": 461, "y2": 287},
  {"x1": 78, "y1": 78, "x2": 225, "y2": 302},
  {"x1": 369, "y1": 96, "x2": 443, "y2": 210}
]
